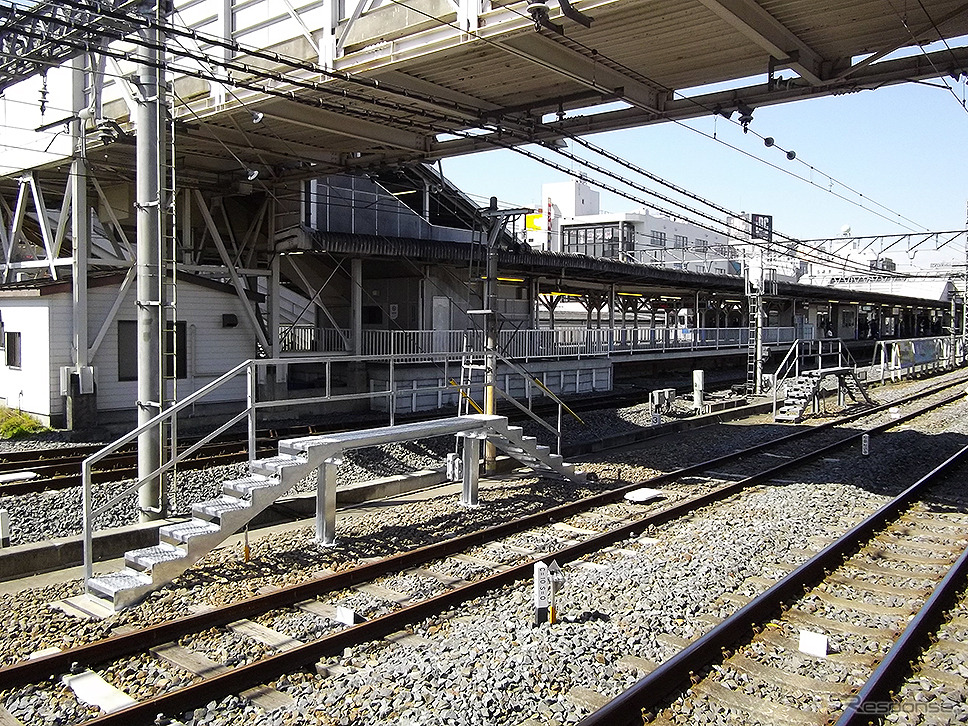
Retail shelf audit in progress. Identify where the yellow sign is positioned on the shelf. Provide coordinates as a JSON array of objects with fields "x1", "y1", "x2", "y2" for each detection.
[{"x1": 525, "y1": 213, "x2": 544, "y2": 231}]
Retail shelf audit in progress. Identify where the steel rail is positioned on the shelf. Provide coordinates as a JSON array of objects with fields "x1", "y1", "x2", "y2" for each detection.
[
  {"x1": 0, "y1": 370, "x2": 954, "y2": 498},
  {"x1": 0, "y1": 386, "x2": 693, "y2": 497},
  {"x1": 75, "y1": 401, "x2": 968, "y2": 725},
  {"x1": 1, "y1": 378, "x2": 962, "y2": 694},
  {"x1": 577, "y1": 444, "x2": 968, "y2": 726},
  {"x1": 834, "y1": 539, "x2": 968, "y2": 725}
]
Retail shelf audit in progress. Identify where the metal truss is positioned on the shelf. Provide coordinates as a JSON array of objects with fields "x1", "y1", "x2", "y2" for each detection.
[{"x1": 0, "y1": 0, "x2": 140, "y2": 92}]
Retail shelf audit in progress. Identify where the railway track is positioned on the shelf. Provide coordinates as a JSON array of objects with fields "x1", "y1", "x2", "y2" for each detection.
[
  {"x1": 0, "y1": 370, "x2": 958, "y2": 498},
  {"x1": 579, "y1": 447, "x2": 968, "y2": 726},
  {"x1": 0, "y1": 386, "x2": 683, "y2": 496},
  {"x1": 0, "y1": 371, "x2": 965, "y2": 725}
]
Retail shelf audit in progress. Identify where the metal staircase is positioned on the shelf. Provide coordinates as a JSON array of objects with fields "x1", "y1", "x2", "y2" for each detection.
[
  {"x1": 774, "y1": 370, "x2": 824, "y2": 422},
  {"x1": 771, "y1": 339, "x2": 876, "y2": 423},
  {"x1": 840, "y1": 371, "x2": 876, "y2": 406},
  {"x1": 775, "y1": 367, "x2": 875, "y2": 422},
  {"x1": 86, "y1": 414, "x2": 583, "y2": 609}
]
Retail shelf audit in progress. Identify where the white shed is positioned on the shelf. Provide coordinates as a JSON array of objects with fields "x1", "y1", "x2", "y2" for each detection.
[{"x1": 0, "y1": 273, "x2": 262, "y2": 427}]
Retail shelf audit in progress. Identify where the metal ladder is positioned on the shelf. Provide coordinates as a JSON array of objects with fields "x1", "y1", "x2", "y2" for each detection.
[
  {"x1": 745, "y1": 293, "x2": 758, "y2": 396},
  {"x1": 158, "y1": 79, "x2": 179, "y2": 512}
]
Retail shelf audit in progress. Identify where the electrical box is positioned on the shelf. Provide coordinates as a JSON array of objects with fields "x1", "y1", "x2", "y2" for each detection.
[
  {"x1": 60, "y1": 366, "x2": 97, "y2": 395},
  {"x1": 650, "y1": 388, "x2": 675, "y2": 413}
]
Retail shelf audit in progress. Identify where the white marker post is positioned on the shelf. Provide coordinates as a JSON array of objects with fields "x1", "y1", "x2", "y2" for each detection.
[{"x1": 534, "y1": 562, "x2": 551, "y2": 625}]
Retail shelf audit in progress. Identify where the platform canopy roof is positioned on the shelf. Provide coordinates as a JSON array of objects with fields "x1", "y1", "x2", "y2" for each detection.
[{"x1": 2, "y1": 0, "x2": 968, "y2": 189}]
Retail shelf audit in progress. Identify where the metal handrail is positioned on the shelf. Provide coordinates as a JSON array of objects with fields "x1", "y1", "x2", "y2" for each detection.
[
  {"x1": 771, "y1": 339, "x2": 801, "y2": 418},
  {"x1": 279, "y1": 325, "x2": 800, "y2": 360},
  {"x1": 871, "y1": 335, "x2": 962, "y2": 384},
  {"x1": 80, "y1": 351, "x2": 482, "y2": 584}
]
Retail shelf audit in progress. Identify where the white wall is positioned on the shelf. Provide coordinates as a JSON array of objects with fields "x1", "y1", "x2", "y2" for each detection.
[
  {"x1": 88, "y1": 282, "x2": 259, "y2": 414},
  {"x1": 0, "y1": 281, "x2": 262, "y2": 424},
  {"x1": 0, "y1": 302, "x2": 52, "y2": 419}
]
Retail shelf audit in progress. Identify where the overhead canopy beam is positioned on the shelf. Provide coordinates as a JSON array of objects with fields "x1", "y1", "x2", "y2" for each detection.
[
  {"x1": 830, "y1": 0, "x2": 968, "y2": 83},
  {"x1": 497, "y1": 33, "x2": 665, "y2": 113},
  {"x1": 694, "y1": 0, "x2": 826, "y2": 84},
  {"x1": 424, "y1": 43, "x2": 968, "y2": 160},
  {"x1": 260, "y1": 108, "x2": 430, "y2": 153}
]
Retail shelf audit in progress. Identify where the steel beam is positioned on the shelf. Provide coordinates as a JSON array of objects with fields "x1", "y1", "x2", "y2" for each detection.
[
  {"x1": 192, "y1": 189, "x2": 272, "y2": 353},
  {"x1": 72, "y1": 56, "x2": 89, "y2": 369},
  {"x1": 135, "y1": 7, "x2": 164, "y2": 522},
  {"x1": 0, "y1": 1, "x2": 141, "y2": 92},
  {"x1": 497, "y1": 33, "x2": 663, "y2": 113},
  {"x1": 427, "y1": 44, "x2": 968, "y2": 160},
  {"x1": 695, "y1": 0, "x2": 825, "y2": 83}
]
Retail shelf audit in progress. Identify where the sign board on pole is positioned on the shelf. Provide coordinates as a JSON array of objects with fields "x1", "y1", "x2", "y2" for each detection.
[{"x1": 751, "y1": 214, "x2": 773, "y2": 242}]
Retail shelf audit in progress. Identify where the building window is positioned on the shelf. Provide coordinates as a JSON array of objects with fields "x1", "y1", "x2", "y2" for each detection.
[
  {"x1": 118, "y1": 320, "x2": 187, "y2": 381},
  {"x1": 5, "y1": 332, "x2": 20, "y2": 368},
  {"x1": 674, "y1": 234, "x2": 688, "y2": 249},
  {"x1": 561, "y1": 224, "x2": 622, "y2": 258},
  {"x1": 650, "y1": 231, "x2": 667, "y2": 247}
]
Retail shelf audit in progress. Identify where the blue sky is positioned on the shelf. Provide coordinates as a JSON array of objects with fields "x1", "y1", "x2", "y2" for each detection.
[{"x1": 440, "y1": 79, "x2": 968, "y2": 270}]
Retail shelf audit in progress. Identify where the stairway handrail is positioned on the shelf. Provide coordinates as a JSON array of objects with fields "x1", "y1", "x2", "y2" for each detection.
[
  {"x1": 81, "y1": 358, "x2": 253, "y2": 582},
  {"x1": 81, "y1": 351, "x2": 484, "y2": 585},
  {"x1": 495, "y1": 352, "x2": 584, "y2": 424},
  {"x1": 771, "y1": 339, "x2": 801, "y2": 419}
]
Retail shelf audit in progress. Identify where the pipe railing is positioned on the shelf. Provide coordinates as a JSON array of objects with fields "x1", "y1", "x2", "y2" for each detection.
[
  {"x1": 279, "y1": 325, "x2": 799, "y2": 360},
  {"x1": 80, "y1": 352, "x2": 481, "y2": 586},
  {"x1": 871, "y1": 336, "x2": 964, "y2": 384}
]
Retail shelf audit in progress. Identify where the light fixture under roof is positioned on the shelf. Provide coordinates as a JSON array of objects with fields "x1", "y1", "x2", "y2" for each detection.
[
  {"x1": 250, "y1": 111, "x2": 264, "y2": 124},
  {"x1": 246, "y1": 169, "x2": 259, "y2": 181}
]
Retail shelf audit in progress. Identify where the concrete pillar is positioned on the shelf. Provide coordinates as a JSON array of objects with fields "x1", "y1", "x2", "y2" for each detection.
[{"x1": 316, "y1": 461, "x2": 337, "y2": 545}]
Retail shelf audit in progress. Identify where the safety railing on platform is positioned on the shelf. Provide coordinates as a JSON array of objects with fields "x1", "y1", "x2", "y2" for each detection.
[
  {"x1": 456, "y1": 350, "x2": 584, "y2": 455},
  {"x1": 278, "y1": 325, "x2": 799, "y2": 361},
  {"x1": 870, "y1": 336, "x2": 964, "y2": 384}
]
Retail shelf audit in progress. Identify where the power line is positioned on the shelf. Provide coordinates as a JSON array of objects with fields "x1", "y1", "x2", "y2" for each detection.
[
  {"x1": 0, "y1": 1, "x2": 936, "y2": 274},
  {"x1": 492, "y1": 0, "x2": 933, "y2": 233},
  {"x1": 888, "y1": 0, "x2": 968, "y2": 116}
]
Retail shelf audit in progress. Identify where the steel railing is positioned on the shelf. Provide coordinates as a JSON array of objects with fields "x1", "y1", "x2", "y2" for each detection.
[
  {"x1": 278, "y1": 325, "x2": 799, "y2": 360},
  {"x1": 870, "y1": 335, "x2": 965, "y2": 384},
  {"x1": 80, "y1": 352, "x2": 484, "y2": 585}
]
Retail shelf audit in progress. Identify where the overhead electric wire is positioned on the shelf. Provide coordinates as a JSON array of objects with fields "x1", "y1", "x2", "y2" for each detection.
[
  {"x1": 4, "y1": 0, "x2": 904, "y2": 268},
  {"x1": 0, "y1": 0, "x2": 944, "y2": 275},
  {"x1": 493, "y1": 1, "x2": 934, "y2": 234},
  {"x1": 887, "y1": 0, "x2": 968, "y2": 116}
]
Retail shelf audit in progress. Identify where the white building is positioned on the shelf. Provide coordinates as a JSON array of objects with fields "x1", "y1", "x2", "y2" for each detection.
[
  {"x1": 0, "y1": 274, "x2": 260, "y2": 427},
  {"x1": 525, "y1": 180, "x2": 804, "y2": 279}
]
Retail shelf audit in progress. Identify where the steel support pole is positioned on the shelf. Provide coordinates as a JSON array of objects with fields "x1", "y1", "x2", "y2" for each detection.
[
  {"x1": 351, "y1": 257, "x2": 362, "y2": 356},
  {"x1": 136, "y1": 8, "x2": 164, "y2": 522},
  {"x1": 71, "y1": 56, "x2": 89, "y2": 372},
  {"x1": 484, "y1": 244, "x2": 498, "y2": 473},
  {"x1": 755, "y1": 293, "x2": 764, "y2": 394}
]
